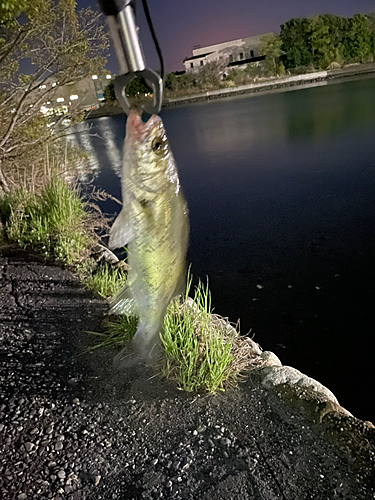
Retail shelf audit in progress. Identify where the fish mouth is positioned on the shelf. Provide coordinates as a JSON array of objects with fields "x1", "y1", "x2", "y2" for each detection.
[{"x1": 126, "y1": 109, "x2": 161, "y2": 142}]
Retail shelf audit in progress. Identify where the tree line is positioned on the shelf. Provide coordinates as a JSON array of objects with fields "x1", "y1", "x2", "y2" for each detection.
[{"x1": 280, "y1": 13, "x2": 375, "y2": 71}]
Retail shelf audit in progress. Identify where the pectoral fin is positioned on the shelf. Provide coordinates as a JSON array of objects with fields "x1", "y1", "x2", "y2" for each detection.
[
  {"x1": 108, "y1": 208, "x2": 133, "y2": 249},
  {"x1": 109, "y1": 282, "x2": 136, "y2": 317}
]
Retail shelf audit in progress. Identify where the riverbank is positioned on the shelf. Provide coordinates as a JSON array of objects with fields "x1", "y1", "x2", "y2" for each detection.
[
  {"x1": 87, "y1": 62, "x2": 375, "y2": 118},
  {"x1": 163, "y1": 62, "x2": 375, "y2": 107},
  {"x1": 1, "y1": 248, "x2": 374, "y2": 499}
]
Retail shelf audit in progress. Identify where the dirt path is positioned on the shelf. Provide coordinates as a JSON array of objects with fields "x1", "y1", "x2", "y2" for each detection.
[{"x1": 1, "y1": 249, "x2": 374, "y2": 499}]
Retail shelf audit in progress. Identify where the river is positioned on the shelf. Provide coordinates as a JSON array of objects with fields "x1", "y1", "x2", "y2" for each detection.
[{"x1": 70, "y1": 75, "x2": 375, "y2": 421}]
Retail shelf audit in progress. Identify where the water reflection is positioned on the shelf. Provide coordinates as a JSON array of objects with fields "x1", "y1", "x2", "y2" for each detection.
[
  {"x1": 67, "y1": 121, "x2": 101, "y2": 176},
  {"x1": 285, "y1": 75, "x2": 375, "y2": 142},
  {"x1": 96, "y1": 117, "x2": 123, "y2": 178}
]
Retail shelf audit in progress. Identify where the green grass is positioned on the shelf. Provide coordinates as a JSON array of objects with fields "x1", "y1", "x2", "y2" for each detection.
[
  {"x1": 160, "y1": 276, "x2": 235, "y2": 392},
  {"x1": 84, "y1": 262, "x2": 128, "y2": 298},
  {"x1": 0, "y1": 176, "x2": 90, "y2": 264},
  {"x1": 87, "y1": 314, "x2": 138, "y2": 351},
  {"x1": 90, "y1": 272, "x2": 261, "y2": 393}
]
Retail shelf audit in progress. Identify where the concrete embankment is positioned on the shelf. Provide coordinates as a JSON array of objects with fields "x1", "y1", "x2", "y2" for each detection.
[{"x1": 162, "y1": 62, "x2": 375, "y2": 107}]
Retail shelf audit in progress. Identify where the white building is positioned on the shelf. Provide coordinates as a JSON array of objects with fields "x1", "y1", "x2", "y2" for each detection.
[
  {"x1": 183, "y1": 33, "x2": 274, "y2": 72},
  {"x1": 38, "y1": 73, "x2": 113, "y2": 116}
]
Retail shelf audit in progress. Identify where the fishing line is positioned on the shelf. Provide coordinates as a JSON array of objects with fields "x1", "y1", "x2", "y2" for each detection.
[{"x1": 140, "y1": 0, "x2": 164, "y2": 79}]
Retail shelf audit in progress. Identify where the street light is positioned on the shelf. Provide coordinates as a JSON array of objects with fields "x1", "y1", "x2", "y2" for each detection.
[{"x1": 92, "y1": 75, "x2": 98, "y2": 80}]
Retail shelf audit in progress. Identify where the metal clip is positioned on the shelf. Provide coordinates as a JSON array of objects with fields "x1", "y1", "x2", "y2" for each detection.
[{"x1": 98, "y1": 0, "x2": 163, "y2": 115}]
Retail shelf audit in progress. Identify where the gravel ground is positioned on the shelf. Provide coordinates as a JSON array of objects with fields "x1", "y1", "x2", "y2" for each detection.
[{"x1": 1, "y1": 249, "x2": 375, "y2": 500}]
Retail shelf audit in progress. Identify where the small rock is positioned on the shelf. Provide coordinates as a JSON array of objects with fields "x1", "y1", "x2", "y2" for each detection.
[
  {"x1": 221, "y1": 438, "x2": 231, "y2": 447},
  {"x1": 17, "y1": 494, "x2": 27, "y2": 500},
  {"x1": 45, "y1": 424, "x2": 54, "y2": 435},
  {"x1": 256, "y1": 284, "x2": 263, "y2": 289},
  {"x1": 57, "y1": 470, "x2": 66, "y2": 480},
  {"x1": 24, "y1": 442, "x2": 34, "y2": 452},
  {"x1": 55, "y1": 442, "x2": 63, "y2": 451},
  {"x1": 260, "y1": 351, "x2": 282, "y2": 367},
  {"x1": 94, "y1": 475, "x2": 101, "y2": 486}
]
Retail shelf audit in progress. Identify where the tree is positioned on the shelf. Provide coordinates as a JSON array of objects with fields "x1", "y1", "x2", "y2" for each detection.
[
  {"x1": 103, "y1": 80, "x2": 116, "y2": 102},
  {"x1": 164, "y1": 72, "x2": 178, "y2": 91},
  {"x1": 195, "y1": 59, "x2": 227, "y2": 89},
  {"x1": 280, "y1": 18, "x2": 314, "y2": 70},
  {"x1": 125, "y1": 75, "x2": 151, "y2": 96},
  {"x1": 345, "y1": 14, "x2": 374, "y2": 61},
  {"x1": 260, "y1": 33, "x2": 283, "y2": 75},
  {"x1": 0, "y1": 0, "x2": 108, "y2": 192},
  {"x1": 0, "y1": 0, "x2": 27, "y2": 26}
]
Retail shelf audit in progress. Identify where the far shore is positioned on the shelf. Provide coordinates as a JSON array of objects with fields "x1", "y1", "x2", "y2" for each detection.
[{"x1": 87, "y1": 62, "x2": 375, "y2": 118}]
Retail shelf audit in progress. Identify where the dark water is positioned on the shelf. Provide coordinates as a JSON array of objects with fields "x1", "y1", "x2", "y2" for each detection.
[{"x1": 71, "y1": 76, "x2": 375, "y2": 421}]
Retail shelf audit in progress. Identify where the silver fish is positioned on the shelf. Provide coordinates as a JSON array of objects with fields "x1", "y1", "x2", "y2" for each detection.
[{"x1": 108, "y1": 109, "x2": 189, "y2": 363}]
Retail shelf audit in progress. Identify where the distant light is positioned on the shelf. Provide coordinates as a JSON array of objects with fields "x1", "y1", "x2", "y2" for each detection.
[
  {"x1": 46, "y1": 101, "x2": 51, "y2": 104},
  {"x1": 92, "y1": 106, "x2": 95, "y2": 109},
  {"x1": 106, "y1": 74, "x2": 112, "y2": 79},
  {"x1": 40, "y1": 106, "x2": 52, "y2": 115},
  {"x1": 52, "y1": 82, "x2": 56, "y2": 87},
  {"x1": 92, "y1": 75, "x2": 98, "y2": 80},
  {"x1": 29, "y1": 104, "x2": 33, "y2": 107},
  {"x1": 70, "y1": 94, "x2": 78, "y2": 100},
  {"x1": 56, "y1": 97, "x2": 64, "y2": 102},
  {"x1": 39, "y1": 84, "x2": 46, "y2": 89}
]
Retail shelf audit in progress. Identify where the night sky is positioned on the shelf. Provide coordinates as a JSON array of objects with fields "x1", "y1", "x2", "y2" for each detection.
[{"x1": 80, "y1": 0, "x2": 375, "y2": 73}]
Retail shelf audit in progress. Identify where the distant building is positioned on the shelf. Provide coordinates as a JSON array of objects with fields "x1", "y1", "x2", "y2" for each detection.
[
  {"x1": 38, "y1": 73, "x2": 113, "y2": 116},
  {"x1": 183, "y1": 33, "x2": 274, "y2": 72}
]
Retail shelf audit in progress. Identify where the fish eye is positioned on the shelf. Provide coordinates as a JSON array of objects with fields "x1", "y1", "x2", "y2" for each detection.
[{"x1": 151, "y1": 137, "x2": 164, "y2": 153}]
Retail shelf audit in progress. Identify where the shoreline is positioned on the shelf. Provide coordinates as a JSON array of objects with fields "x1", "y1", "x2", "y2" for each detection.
[
  {"x1": 87, "y1": 62, "x2": 375, "y2": 118},
  {"x1": 163, "y1": 62, "x2": 375, "y2": 107},
  {"x1": 1, "y1": 249, "x2": 374, "y2": 499}
]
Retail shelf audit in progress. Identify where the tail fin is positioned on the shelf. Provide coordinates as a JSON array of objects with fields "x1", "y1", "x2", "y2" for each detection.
[
  {"x1": 132, "y1": 322, "x2": 163, "y2": 363},
  {"x1": 112, "y1": 323, "x2": 162, "y2": 369},
  {"x1": 108, "y1": 208, "x2": 133, "y2": 249}
]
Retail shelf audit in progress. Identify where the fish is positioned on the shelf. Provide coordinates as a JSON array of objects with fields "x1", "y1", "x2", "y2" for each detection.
[{"x1": 108, "y1": 109, "x2": 189, "y2": 364}]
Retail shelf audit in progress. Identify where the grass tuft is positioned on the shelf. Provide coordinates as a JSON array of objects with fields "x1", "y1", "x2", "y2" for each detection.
[
  {"x1": 0, "y1": 176, "x2": 91, "y2": 264},
  {"x1": 84, "y1": 263, "x2": 128, "y2": 298},
  {"x1": 90, "y1": 271, "x2": 263, "y2": 393},
  {"x1": 87, "y1": 315, "x2": 138, "y2": 351},
  {"x1": 160, "y1": 275, "x2": 236, "y2": 392}
]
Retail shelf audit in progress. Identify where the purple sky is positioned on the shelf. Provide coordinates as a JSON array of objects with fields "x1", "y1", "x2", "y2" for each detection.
[{"x1": 80, "y1": 0, "x2": 375, "y2": 73}]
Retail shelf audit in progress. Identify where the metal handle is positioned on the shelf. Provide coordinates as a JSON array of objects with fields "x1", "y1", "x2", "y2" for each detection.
[{"x1": 98, "y1": 0, "x2": 163, "y2": 115}]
